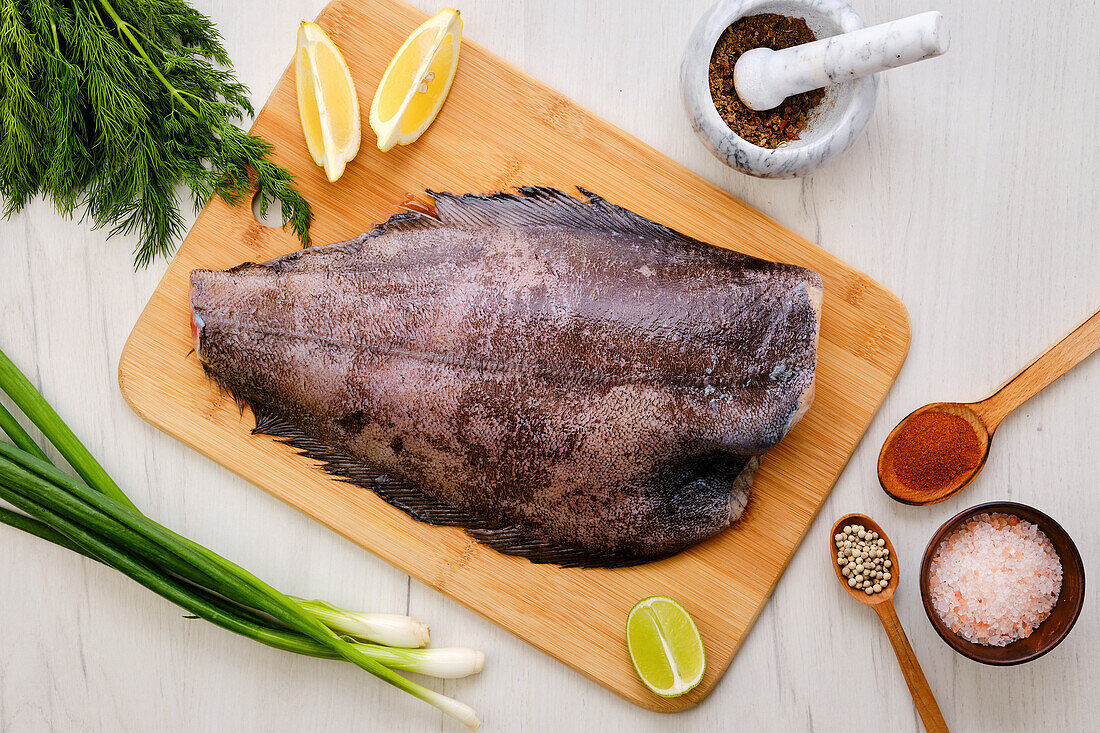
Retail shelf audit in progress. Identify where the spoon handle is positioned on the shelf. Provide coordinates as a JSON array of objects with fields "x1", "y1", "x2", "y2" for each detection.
[
  {"x1": 976, "y1": 308, "x2": 1100, "y2": 428},
  {"x1": 873, "y1": 601, "x2": 949, "y2": 733}
]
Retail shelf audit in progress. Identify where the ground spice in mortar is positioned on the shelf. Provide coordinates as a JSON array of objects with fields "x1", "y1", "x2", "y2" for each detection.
[
  {"x1": 708, "y1": 14, "x2": 825, "y2": 148},
  {"x1": 887, "y1": 412, "x2": 983, "y2": 492}
]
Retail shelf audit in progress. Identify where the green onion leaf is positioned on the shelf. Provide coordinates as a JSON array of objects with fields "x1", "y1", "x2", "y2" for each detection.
[{"x1": 0, "y1": 348, "x2": 138, "y2": 512}]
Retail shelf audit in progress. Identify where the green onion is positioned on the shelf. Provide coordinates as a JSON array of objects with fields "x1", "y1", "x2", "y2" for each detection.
[
  {"x1": 0, "y1": 346, "x2": 482, "y2": 729},
  {"x1": 361, "y1": 646, "x2": 486, "y2": 679},
  {"x1": 0, "y1": 497, "x2": 483, "y2": 683},
  {"x1": 0, "y1": 400, "x2": 50, "y2": 463},
  {"x1": 0, "y1": 349, "x2": 136, "y2": 512},
  {"x1": 0, "y1": 490, "x2": 482, "y2": 681},
  {"x1": 0, "y1": 505, "x2": 84, "y2": 554},
  {"x1": 293, "y1": 598, "x2": 431, "y2": 648},
  {"x1": 0, "y1": 472, "x2": 326, "y2": 657}
]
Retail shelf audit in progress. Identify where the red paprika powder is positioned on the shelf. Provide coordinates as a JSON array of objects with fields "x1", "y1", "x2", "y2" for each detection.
[{"x1": 886, "y1": 411, "x2": 983, "y2": 492}]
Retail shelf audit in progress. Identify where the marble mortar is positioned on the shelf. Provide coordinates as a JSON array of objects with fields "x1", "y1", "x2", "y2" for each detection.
[{"x1": 681, "y1": 0, "x2": 877, "y2": 178}]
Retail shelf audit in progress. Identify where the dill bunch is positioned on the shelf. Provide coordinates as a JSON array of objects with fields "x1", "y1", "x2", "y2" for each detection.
[{"x1": 0, "y1": 0, "x2": 312, "y2": 266}]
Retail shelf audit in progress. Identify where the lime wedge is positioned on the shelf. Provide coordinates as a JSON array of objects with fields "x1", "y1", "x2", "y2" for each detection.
[{"x1": 626, "y1": 596, "x2": 705, "y2": 697}]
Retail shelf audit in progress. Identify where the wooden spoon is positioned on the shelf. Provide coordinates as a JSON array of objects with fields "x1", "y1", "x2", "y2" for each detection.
[
  {"x1": 879, "y1": 308, "x2": 1100, "y2": 505},
  {"x1": 829, "y1": 513, "x2": 949, "y2": 733}
]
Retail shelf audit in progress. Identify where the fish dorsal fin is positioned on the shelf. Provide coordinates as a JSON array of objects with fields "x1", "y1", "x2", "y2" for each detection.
[
  {"x1": 249, "y1": 406, "x2": 494, "y2": 529},
  {"x1": 244, "y1": 394, "x2": 659, "y2": 567},
  {"x1": 370, "y1": 187, "x2": 704, "y2": 250}
]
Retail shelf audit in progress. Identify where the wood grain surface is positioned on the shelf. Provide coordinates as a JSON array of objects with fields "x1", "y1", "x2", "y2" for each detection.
[
  {"x1": 975, "y1": 308, "x2": 1100, "y2": 429},
  {"x1": 115, "y1": 0, "x2": 910, "y2": 712},
  {"x1": 4, "y1": 1, "x2": 1099, "y2": 731}
]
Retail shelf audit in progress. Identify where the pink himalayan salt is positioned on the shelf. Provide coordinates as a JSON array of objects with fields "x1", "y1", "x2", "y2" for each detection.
[{"x1": 928, "y1": 512, "x2": 1062, "y2": 646}]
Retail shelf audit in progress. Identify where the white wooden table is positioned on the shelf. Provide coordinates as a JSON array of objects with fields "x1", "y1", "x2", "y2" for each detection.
[{"x1": 2, "y1": 1, "x2": 1097, "y2": 730}]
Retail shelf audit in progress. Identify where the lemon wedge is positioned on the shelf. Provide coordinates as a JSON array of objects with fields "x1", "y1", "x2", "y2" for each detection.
[
  {"x1": 296, "y1": 21, "x2": 361, "y2": 182},
  {"x1": 369, "y1": 8, "x2": 462, "y2": 152},
  {"x1": 626, "y1": 596, "x2": 706, "y2": 697}
]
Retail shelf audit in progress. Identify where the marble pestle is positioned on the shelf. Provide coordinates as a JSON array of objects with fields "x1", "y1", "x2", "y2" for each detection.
[{"x1": 734, "y1": 11, "x2": 949, "y2": 112}]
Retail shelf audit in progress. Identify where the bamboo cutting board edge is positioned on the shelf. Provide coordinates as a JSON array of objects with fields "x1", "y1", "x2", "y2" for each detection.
[{"x1": 118, "y1": 0, "x2": 910, "y2": 713}]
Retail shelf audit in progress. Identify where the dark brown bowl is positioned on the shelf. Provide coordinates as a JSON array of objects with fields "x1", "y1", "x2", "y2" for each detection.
[{"x1": 919, "y1": 501, "x2": 1085, "y2": 665}]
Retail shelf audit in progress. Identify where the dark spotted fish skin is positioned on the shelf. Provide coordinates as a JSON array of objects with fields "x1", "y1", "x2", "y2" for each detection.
[{"x1": 190, "y1": 188, "x2": 822, "y2": 566}]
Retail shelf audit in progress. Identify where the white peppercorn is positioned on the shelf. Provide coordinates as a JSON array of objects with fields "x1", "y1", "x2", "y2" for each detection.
[{"x1": 833, "y1": 523, "x2": 892, "y2": 595}]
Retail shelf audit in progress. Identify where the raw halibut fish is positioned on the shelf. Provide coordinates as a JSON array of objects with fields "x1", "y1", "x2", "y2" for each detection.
[{"x1": 190, "y1": 187, "x2": 822, "y2": 566}]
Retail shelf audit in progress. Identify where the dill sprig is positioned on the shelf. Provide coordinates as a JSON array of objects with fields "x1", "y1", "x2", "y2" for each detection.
[{"x1": 0, "y1": 0, "x2": 312, "y2": 266}]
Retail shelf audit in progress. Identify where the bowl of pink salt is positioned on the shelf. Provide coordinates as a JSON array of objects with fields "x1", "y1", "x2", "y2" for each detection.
[{"x1": 920, "y1": 501, "x2": 1084, "y2": 665}]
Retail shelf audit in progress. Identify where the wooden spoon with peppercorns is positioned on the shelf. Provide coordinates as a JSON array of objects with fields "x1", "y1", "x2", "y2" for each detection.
[
  {"x1": 829, "y1": 513, "x2": 949, "y2": 733},
  {"x1": 879, "y1": 308, "x2": 1100, "y2": 505}
]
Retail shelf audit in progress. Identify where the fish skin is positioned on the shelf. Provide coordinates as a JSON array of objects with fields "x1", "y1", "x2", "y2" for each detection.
[{"x1": 190, "y1": 188, "x2": 821, "y2": 566}]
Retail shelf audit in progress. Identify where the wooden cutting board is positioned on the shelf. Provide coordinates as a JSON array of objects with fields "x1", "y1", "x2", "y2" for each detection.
[{"x1": 119, "y1": 0, "x2": 909, "y2": 712}]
